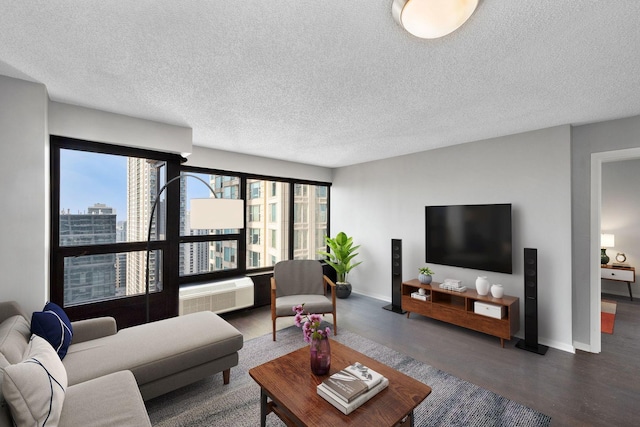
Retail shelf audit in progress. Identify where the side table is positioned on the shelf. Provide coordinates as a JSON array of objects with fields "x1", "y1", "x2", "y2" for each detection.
[{"x1": 601, "y1": 265, "x2": 635, "y2": 301}]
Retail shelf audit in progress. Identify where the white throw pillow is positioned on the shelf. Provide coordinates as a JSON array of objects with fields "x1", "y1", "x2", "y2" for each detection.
[{"x1": 2, "y1": 335, "x2": 67, "y2": 427}]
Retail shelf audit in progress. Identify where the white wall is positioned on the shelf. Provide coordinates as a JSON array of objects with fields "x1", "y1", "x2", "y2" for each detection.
[
  {"x1": 186, "y1": 146, "x2": 333, "y2": 183},
  {"x1": 331, "y1": 126, "x2": 574, "y2": 352},
  {"x1": 48, "y1": 102, "x2": 192, "y2": 155},
  {"x1": 0, "y1": 75, "x2": 49, "y2": 314},
  {"x1": 601, "y1": 159, "x2": 640, "y2": 297}
]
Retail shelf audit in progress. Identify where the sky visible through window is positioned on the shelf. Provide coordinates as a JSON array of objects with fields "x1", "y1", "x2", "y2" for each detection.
[
  {"x1": 60, "y1": 150, "x2": 211, "y2": 222},
  {"x1": 61, "y1": 150, "x2": 128, "y2": 221}
]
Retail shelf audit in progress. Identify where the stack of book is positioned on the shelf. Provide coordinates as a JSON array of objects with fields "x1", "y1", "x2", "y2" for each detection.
[
  {"x1": 438, "y1": 281, "x2": 467, "y2": 292},
  {"x1": 316, "y1": 362, "x2": 389, "y2": 415},
  {"x1": 411, "y1": 291, "x2": 429, "y2": 301}
]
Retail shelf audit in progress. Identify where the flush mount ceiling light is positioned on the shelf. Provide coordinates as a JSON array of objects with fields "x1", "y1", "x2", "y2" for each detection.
[{"x1": 392, "y1": 0, "x2": 479, "y2": 39}]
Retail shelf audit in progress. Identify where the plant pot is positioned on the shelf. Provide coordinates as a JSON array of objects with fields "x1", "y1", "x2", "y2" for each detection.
[
  {"x1": 418, "y1": 274, "x2": 432, "y2": 284},
  {"x1": 335, "y1": 282, "x2": 352, "y2": 299}
]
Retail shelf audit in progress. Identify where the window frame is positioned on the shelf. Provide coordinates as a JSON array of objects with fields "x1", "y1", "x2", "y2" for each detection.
[
  {"x1": 50, "y1": 135, "x2": 184, "y2": 324},
  {"x1": 179, "y1": 165, "x2": 331, "y2": 282},
  {"x1": 50, "y1": 141, "x2": 331, "y2": 323}
]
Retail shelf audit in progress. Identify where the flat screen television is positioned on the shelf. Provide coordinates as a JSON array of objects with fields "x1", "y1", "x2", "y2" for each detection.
[{"x1": 425, "y1": 204, "x2": 512, "y2": 274}]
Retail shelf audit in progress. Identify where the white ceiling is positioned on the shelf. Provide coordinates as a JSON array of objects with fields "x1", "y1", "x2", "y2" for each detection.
[{"x1": 2, "y1": 1, "x2": 640, "y2": 168}]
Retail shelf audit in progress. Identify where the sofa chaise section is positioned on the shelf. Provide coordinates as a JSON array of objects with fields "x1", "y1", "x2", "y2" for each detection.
[{"x1": 64, "y1": 310, "x2": 244, "y2": 399}]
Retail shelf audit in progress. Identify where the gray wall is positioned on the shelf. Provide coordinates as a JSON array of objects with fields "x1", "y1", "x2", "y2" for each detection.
[
  {"x1": 601, "y1": 159, "x2": 640, "y2": 297},
  {"x1": 571, "y1": 115, "x2": 640, "y2": 348},
  {"x1": 331, "y1": 126, "x2": 574, "y2": 351},
  {"x1": 49, "y1": 101, "x2": 192, "y2": 154},
  {"x1": 186, "y1": 146, "x2": 332, "y2": 183},
  {"x1": 0, "y1": 75, "x2": 49, "y2": 314}
]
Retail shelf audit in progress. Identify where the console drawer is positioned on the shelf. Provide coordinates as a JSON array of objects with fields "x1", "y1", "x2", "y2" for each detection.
[
  {"x1": 601, "y1": 268, "x2": 634, "y2": 282},
  {"x1": 474, "y1": 301, "x2": 506, "y2": 319}
]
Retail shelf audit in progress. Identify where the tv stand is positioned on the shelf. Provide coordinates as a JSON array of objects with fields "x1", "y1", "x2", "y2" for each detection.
[{"x1": 402, "y1": 279, "x2": 519, "y2": 347}]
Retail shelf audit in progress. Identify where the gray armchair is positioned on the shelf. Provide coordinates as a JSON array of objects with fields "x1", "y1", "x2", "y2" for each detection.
[{"x1": 271, "y1": 260, "x2": 337, "y2": 341}]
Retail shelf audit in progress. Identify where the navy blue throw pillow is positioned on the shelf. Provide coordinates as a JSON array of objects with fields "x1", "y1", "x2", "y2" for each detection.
[{"x1": 31, "y1": 302, "x2": 73, "y2": 359}]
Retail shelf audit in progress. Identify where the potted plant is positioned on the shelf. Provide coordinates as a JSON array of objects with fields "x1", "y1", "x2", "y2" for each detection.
[
  {"x1": 418, "y1": 267, "x2": 434, "y2": 284},
  {"x1": 318, "y1": 231, "x2": 362, "y2": 298}
]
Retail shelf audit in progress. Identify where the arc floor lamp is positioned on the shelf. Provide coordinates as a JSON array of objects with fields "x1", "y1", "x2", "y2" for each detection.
[{"x1": 145, "y1": 173, "x2": 244, "y2": 323}]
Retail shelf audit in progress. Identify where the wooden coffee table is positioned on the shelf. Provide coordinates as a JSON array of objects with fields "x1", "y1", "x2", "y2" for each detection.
[{"x1": 249, "y1": 340, "x2": 432, "y2": 426}]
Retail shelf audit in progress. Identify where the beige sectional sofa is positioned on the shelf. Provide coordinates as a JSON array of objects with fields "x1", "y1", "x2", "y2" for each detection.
[{"x1": 0, "y1": 301, "x2": 243, "y2": 426}]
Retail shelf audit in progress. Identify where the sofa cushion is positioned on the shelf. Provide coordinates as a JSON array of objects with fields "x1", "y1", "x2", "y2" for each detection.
[
  {"x1": 0, "y1": 315, "x2": 31, "y2": 365},
  {"x1": 60, "y1": 371, "x2": 151, "y2": 427},
  {"x1": 0, "y1": 357, "x2": 12, "y2": 427},
  {"x1": 0, "y1": 315, "x2": 30, "y2": 427},
  {"x1": 275, "y1": 294, "x2": 334, "y2": 316},
  {"x1": 64, "y1": 311, "x2": 243, "y2": 387},
  {"x1": 31, "y1": 302, "x2": 73, "y2": 359},
  {"x1": 2, "y1": 335, "x2": 67, "y2": 427}
]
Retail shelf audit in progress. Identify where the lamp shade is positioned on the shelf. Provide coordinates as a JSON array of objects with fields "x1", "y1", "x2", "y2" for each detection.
[
  {"x1": 392, "y1": 0, "x2": 478, "y2": 39},
  {"x1": 601, "y1": 233, "x2": 615, "y2": 248},
  {"x1": 190, "y1": 198, "x2": 244, "y2": 230}
]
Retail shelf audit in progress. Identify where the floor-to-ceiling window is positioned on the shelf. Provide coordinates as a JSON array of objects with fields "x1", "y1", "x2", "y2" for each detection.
[
  {"x1": 50, "y1": 139, "x2": 331, "y2": 325},
  {"x1": 50, "y1": 136, "x2": 183, "y2": 325},
  {"x1": 179, "y1": 167, "x2": 330, "y2": 284}
]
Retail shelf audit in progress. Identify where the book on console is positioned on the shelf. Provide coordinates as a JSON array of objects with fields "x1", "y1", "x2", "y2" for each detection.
[
  {"x1": 317, "y1": 376, "x2": 389, "y2": 415},
  {"x1": 411, "y1": 292, "x2": 428, "y2": 301}
]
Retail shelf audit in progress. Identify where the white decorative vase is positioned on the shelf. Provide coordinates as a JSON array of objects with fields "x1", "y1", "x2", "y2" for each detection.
[
  {"x1": 490, "y1": 284, "x2": 504, "y2": 298},
  {"x1": 475, "y1": 276, "x2": 490, "y2": 296}
]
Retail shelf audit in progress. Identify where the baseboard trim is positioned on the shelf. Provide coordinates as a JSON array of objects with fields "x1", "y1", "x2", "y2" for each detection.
[{"x1": 573, "y1": 341, "x2": 593, "y2": 353}]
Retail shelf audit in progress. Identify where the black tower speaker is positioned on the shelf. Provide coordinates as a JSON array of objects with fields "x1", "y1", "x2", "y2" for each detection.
[
  {"x1": 383, "y1": 239, "x2": 406, "y2": 314},
  {"x1": 516, "y1": 248, "x2": 548, "y2": 355}
]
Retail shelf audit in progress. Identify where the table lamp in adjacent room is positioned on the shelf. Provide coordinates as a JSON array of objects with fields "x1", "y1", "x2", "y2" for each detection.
[{"x1": 600, "y1": 233, "x2": 615, "y2": 265}]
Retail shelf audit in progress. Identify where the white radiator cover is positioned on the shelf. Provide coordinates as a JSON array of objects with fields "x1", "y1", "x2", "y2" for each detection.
[{"x1": 179, "y1": 277, "x2": 254, "y2": 315}]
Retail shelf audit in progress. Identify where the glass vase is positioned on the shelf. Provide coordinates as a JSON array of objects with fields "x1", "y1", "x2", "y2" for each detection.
[{"x1": 310, "y1": 337, "x2": 331, "y2": 375}]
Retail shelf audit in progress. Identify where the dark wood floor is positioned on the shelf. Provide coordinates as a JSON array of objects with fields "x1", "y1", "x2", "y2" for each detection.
[{"x1": 223, "y1": 292, "x2": 640, "y2": 426}]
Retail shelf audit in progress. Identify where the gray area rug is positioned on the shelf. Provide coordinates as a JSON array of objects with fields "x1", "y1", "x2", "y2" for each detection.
[{"x1": 146, "y1": 325, "x2": 551, "y2": 426}]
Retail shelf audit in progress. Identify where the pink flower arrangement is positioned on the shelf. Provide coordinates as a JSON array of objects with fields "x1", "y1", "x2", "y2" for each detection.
[{"x1": 293, "y1": 304, "x2": 332, "y2": 342}]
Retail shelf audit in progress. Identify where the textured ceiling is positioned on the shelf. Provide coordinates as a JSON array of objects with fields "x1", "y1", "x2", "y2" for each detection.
[{"x1": 1, "y1": 1, "x2": 640, "y2": 167}]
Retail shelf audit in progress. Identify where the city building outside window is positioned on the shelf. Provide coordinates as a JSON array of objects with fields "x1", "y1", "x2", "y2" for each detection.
[
  {"x1": 269, "y1": 203, "x2": 277, "y2": 222},
  {"x1": 249, "y1": 181, "x2": 261, "y2": 199},
  {"x1": 249, "y1": 228, "x2": 261, "y2": 245},
  {"x1": 249, "y1": 205, "x2": 261, "y2": 222}
]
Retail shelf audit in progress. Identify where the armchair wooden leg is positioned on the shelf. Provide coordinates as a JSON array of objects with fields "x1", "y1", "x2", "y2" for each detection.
[{"x1": 333, "y1": 312, "x2": 337, "y2": 336}]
